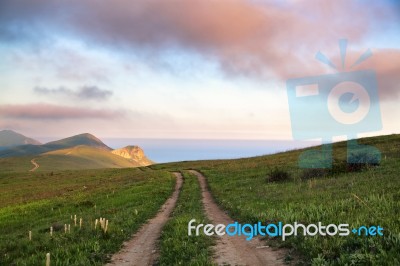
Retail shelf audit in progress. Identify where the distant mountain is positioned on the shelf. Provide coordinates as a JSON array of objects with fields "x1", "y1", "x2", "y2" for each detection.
[
  {"x1": 37, "y1": 145, "x2": 145, "y2": 170},
  {"x1": 112, "y1": 146, "x2": 153, "y2": 166},
  {"x1": 45, "y1": 133, "x2": 111, "y2": 151},
  {"x1": 0, "y1": 144, "x2": 49, "y2": 158},
  {"x1": 0, "y1": 132, "x2": 154, "y2": 171},
  {"x1": 0, "y1": 133, "x2": 111, "y2": 158},
  {"x1": 0, "y1": 130, "x2": 41, "y2": 147}
]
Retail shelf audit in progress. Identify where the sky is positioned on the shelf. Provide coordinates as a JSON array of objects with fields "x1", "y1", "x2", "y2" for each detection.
[{"x1": 0, "y1": 0, "x2": 399, "y2": 141}]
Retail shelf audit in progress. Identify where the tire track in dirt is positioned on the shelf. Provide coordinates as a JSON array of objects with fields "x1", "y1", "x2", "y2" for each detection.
[
  {"x1": 107, "y1": 172, "x2": 183, "y2": 266},
  {"x1": 190, "y1": 170, "x2": 285, "y2": 266},
  {"x1": 29, "y1": 159, "x2": 39, "y2": 172}
]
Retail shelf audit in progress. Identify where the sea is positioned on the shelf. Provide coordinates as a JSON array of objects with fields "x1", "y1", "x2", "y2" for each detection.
[{"x1": 102, "y1": 139, "x2": 315, "y2": 163}]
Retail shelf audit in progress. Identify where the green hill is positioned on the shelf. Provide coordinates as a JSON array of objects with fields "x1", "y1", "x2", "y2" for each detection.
[
  {"x1": 0, "y1": 133, "x2": 111, "y2": 158},
  {"x1": 0, "y1": 132, "x2": 154, "y2": 170},
  {"x1": 45, "y1": 133, "x2": 111, "y2": 151},
  {"x1": 0, "y1": 133, "x2": 112, "y2": 158},
  {"x1": 35, "y1": 145, "x2": 143, "y2": 170}
]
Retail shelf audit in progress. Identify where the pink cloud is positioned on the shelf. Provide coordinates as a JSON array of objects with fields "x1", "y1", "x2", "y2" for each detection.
[
  {"x1": 368, "y1": 49, "x2": 400, "y2": 101},
  {"x1": 65, "y1": 0, "x2": 395, "y2": 78},
  {"x1": 2, "y1": 0, "x2": 397, "y2": 77},
  {"x1": 1, "y1": 0, "x2": 399, "y2": 99},
  {"x1": 333, "y1": 48, "x2": 400, "y2": 102},
  {"x1": 0, "y1": 103, "x2": 121, "y2": 119}
]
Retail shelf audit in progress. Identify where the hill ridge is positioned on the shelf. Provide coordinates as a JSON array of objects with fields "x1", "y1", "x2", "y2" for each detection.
[{"x1": 44, "y1": 133, "x2": 111, "y2": 151}]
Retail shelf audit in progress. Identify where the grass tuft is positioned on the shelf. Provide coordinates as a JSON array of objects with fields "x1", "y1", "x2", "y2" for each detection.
[{"x1": 267, "y1": 168, "x2": 291, "y2": 182}]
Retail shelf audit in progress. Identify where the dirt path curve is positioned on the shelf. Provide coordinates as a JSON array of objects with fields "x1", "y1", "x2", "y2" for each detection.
[
  {"x1": 190, "y1": 170, "x2": 285, "y2": 266},
  {"x1": 107, "y1": 172, "x2": 183, "y2": 266},
  {"x1": 29, "y1": 159, "x2": 39, "y2": 172}
]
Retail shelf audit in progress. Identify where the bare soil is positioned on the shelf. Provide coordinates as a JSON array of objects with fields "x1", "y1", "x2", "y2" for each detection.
[
  {"x1": 29, "y1": 159, "x2": 39, "y2": 172},
  {"x1": 190, "y1": 170, "x2": 286, "y2": 266}
]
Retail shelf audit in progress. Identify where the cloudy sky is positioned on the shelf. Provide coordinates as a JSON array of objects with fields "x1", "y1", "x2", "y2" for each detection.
[{"x1": 0, "y1": 0, "x2": 399, "y2": 140}]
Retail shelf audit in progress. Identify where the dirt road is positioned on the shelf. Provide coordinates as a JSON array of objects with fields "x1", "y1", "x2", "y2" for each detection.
[
  {"x1": 107, "y1": 172, "x2": 183, "y2": 266},
  {"x1": 29, "y1": 159, "x2": 39, "y2": 172},
  {"x1": 190, "y1": 170, "x2": 285, "y2": 266}
]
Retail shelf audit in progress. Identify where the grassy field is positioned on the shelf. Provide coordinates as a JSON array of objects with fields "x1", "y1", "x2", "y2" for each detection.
[
  {"x1": 154, "y1": 134, "x2": 400, "y2": 265},
  {"x1": 0, "y1": 168, "x2": 175, "y2": 265},
  {"x1": 2, "y1": 134, "x2": 400, "y2": 265},
  {"x1": 0, "y1": 156, "x2": 34, "y2": 173},
  {"x1": 157, "y1": 171, "x2": 214, "y2": 265}
]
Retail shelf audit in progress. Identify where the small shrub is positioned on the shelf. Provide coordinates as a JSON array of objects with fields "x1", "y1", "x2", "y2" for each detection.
[
  {"x1": 347, "y1": 151, "x2": 380, "y2": 172},
  {"x1": 51, "y1": 223, "x2": 63, "y2": 232},
  {"x1": 301, "y1": 168, "x2": 328, "y2": 180},
  {"x1": 267, "y1": 168, "x2": 291, "y2": 182},
  {"x1": 329, "y1": 160, "x2": 349, "y2": 175},
  {"x1": 302, "y1": 151, "x2": 381, "y2": 178},
  {"x1": 329, "y1": 154, "x2": 380, "y2": 175},
  {"x1": 75, "y1": 200, "x2": 95, "y2": 208}
]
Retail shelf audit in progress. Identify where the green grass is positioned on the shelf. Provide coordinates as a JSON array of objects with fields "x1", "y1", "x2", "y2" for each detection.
[
  {"x1": 0, "y1": 168, "x2": 175, "y2": 265},
  {"x1": 202, "y1": 161, "x2": 400, "y2": 264},
  {"x1": 2, "y1": 134, "x2": 400, "y2": 265},
  {"x1": 156, "y1": 134, "x2": 400, "y2": 265},
  {"x1": 0, "y1": 156, "x2": 33, "y2": 172},
  {"x1": 157, "y1": 171, "x2": 214, "y2": 265}
]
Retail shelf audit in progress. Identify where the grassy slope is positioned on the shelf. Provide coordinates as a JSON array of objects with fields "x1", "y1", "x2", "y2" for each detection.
[
  {"x1": 0, "y1": 145, "x2": 143, "y2": 172},
  {"x1": 38, "y1": 145, "x2": 141, "y2": 170},
  {"x1": 0, "y1": 156, "x2": 34, "y2": 172},
  {"x1": 153, "y1": 134, "x2": 400, "y2": 265},
  {"x1": 0, "y1": 168, "x2": 175, "y2": 265}
]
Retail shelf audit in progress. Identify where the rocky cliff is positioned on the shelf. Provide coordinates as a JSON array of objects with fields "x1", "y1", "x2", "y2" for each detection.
[{"x1": 112, "y1": 145, "x2": 153, "y2": 166}]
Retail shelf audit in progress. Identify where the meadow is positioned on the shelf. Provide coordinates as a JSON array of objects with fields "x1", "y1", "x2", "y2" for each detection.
[
  {"x1": 1, "y1": 134, "x2": 399, "y2": 265},
  {"x1": 155, "y1": 134, "x2": 400, "y2": 265},
  {"x1": 0, "y1": 168, "x2": 175, "y2": 265}
]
